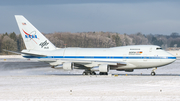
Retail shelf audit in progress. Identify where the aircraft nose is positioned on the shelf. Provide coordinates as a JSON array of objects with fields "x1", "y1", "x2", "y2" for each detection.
[
  {"x1": 173, "y1": 56, "x2": 176, "y2": 61},
  {"x1": 167, "y1": 51, "x2": 176, "y2": 62},
  {"x1": 169, "y1": 55, "x2": 176, "y2": 63}
]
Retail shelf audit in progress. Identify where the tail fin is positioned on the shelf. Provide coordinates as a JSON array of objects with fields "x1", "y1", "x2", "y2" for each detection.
[{"x1": 15, "y1": 15, "x2": 56, "y2": 50}]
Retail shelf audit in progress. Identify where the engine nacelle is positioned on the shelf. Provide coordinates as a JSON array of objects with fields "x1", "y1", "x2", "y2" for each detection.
[
  {"x1": 52, "y1": 64, "x2": 63, "y2": 69},
  {"x1": 63, "y1": 62, "x2": 74, "y2": 70},
  {"x1": 99, "y1": 64, "x2": 110, "y2": 72}
]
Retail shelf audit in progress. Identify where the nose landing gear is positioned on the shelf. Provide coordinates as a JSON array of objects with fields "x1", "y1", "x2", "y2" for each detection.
[
  {"x1": 151, "y1": 72, "x2": 156, "y2": 76},
  {"x1": 151, "y1": 67, "x2": 157, "y2": 76}
]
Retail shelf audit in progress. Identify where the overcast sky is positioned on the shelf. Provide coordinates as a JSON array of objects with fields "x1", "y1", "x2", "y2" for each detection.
[{"x1": 0, "y1": 0, "x2": 180, "y2": 35}]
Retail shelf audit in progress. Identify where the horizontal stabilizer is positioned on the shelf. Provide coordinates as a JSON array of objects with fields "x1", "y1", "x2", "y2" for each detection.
[
  {"x1": 3, "y1": 49, "x2": 21, "y2": 55},
  {"x1": 3, "y1": 49, "x2": 46, "y2": 57}
]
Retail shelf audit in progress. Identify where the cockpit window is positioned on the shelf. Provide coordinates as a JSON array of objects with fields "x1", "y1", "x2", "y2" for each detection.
[{"x1": 156, "y1": 48, "x2": 162, "y2": 50}]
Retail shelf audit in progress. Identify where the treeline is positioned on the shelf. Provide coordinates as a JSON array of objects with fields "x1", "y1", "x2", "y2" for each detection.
[
  {"x1": 46, "y1": 32, "x2": 180, "y2": 49},
  {"x1": 0, "y1": 32, "x2": 25, "y2": 55},
  {"x1": 45, "y1": 32, "x2": 132, "y2": 48},
  {"x1": 0, "y1": 31, "x2": 180, "y2": 55}
]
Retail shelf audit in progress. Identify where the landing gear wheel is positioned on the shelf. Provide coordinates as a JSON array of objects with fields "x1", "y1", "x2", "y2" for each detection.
[
  {"x1": 82, "y1": 71, "x2": 96, "y2": 75},
  {"x1": 99, "y1": 72, "x2": 108, "y2": 75},
  {"x1": 151, "y1": 72, "x2": 156, "y2": 76},
  {"x1": 91, "y1": 71, "x2": 96, "y2": 75},
  {"x1": 151, "y1": 67, "x2": 157, "y2": 76},
  {"x1": 82, "y1": 72, "x2": 86, "y2": 75}
]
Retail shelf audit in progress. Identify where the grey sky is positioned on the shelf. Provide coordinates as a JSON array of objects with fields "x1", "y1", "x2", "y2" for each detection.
[{"x1": 0, "y1": 0, "x2": 180, "y2": 35}]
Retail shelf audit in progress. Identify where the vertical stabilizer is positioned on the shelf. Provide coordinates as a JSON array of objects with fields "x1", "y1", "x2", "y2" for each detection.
[{"x1": 15, "y1": 15, "x2": 56, "y2": 50}]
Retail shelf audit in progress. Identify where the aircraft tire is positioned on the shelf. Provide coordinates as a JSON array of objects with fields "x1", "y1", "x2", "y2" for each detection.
[
  {"x1": 82, "y1": 72, "x2": 86, "y2": 75},
  {"x1": 99, "y1": 72, "x2": 108, "y2": 75},
  {"x1": 91, "y1": 71, "x2": 96, "y2": 75},
  {"x1": 87, "y1": 72, "x2": 91, "y2": 75},
  {"x1": 151, "y1": 72, "x2": 156, "y2": 76}
]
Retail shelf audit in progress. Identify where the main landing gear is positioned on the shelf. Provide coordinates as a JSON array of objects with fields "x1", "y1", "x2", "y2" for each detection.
[
  {"x1": 151, "y1": 67, "x2": 157, "y2": 76},
  {"x1": 99, "y1": 72, "x2": 108, "y2": 75},
  {"x1": 82, "y1": 70, "x2": 108, "y2": 75},
  {"x1": 82, "y1": 70, "x2": 96, "y2": 75}
]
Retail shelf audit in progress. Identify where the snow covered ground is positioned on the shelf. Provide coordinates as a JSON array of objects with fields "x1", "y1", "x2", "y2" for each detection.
[{"x1": 0, "y1": 56, "x2": 180, "y2": 101}]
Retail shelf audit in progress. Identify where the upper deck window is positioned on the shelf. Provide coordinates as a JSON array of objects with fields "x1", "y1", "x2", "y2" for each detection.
[{"x1": 156, "y1": 47, "x2": 162, "y2": 50}]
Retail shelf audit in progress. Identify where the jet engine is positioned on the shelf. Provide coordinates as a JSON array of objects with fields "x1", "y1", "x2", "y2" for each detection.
[
  {"x1": 63, "y1": 62, "x2": 74, "y2": 70},
  {"x1": 99, "y1": 64, "x2": 110, "y2": 72}
]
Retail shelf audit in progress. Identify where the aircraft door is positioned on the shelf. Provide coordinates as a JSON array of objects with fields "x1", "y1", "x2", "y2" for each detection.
[
  {"x1": 123, "y1": 54, "x2": 127, "y2": 61},
  {"x1": 143, "y1": 54, "x2": 147, "y2": 61},
  {"x1": 149, "y1": 47, "x2": 152, "y2": 52}
]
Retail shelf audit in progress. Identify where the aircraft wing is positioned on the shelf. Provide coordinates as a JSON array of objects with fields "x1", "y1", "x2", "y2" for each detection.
[
  {"x1": 51, "y1": 59, "x2": 127, "y2": 67},
  {"x1": 73, "y1": 60, "x2": 126, "y2": 65},
  {"x1": 47, "y1": 58, "x2": 127, "y2": 70}
]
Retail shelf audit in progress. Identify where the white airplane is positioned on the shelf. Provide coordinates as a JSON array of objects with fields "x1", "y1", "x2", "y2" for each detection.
[{"x1": 13, "y1": 15, "x2": 176, "y2": 76}]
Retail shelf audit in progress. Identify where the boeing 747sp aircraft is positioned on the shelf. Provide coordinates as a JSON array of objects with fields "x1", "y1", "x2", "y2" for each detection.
[{"x1": 12, "y1": 15, "x2": 176, "y2": 76}]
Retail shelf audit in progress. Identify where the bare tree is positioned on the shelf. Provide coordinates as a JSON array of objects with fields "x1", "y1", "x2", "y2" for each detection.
[
  {"x1": 129, "y1": 33, "x2": 149, "y2": 45},
  {"x1": 2, "y1": 36, "x2": 17, "y2": 54}
]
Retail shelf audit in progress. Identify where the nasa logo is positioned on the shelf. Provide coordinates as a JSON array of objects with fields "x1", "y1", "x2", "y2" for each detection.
[
  {"x1": 25, "y1": 34, "x2": 37, "y2": 38},
  {"x1": 23, "y1": 29, "x2": 38, "y2": 39},
  {"x1": 39, "y1": 40, "x2": 49, "y2": 48},
  {"x1": 23, "y1": 29, "x2": 39, "y2": 44}
]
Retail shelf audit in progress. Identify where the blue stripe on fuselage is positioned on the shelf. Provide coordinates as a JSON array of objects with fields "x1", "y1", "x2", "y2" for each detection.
[{"x1": 23, "y1": 56, "x2": 176, "y2": 59}]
